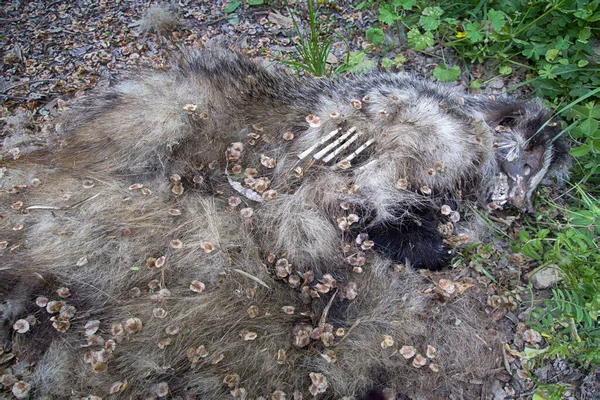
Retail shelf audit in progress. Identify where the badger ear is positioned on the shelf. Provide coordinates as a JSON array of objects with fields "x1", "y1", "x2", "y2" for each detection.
[{"x1": 484, "y1": 102, "x2": 526, "y2": 128}]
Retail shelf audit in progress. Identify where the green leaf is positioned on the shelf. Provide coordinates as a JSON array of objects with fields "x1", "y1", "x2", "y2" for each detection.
[
  {"x1": 470, "y1": 80, "x2": 482, "y2": 90},
  {"x1": 522, "y1": 42, "x2": 547, "y2": 61},
  {"x1": 499, "y1": 65, "x2": 512, "y2": 75},
  {"x1": 523, "y1": 347, "x2": 548, "y2": 360},
  {"x1": 488, "y1": 9, "x2": 506, "y2": 32},
  {"x1": 433, "y1": 64, "x2": 461, "y2": 82},
  {"x1": 532, "y1": 392, "x2": 548, "y2": 400},
  {"x1": 355, "y1": 1, "x2": 367, "y2": 10},
  {"x1": 578, "y1": 27, "x2": 591, "y2": 42},
  {"x1": 419, "y1": 6, "x2": 443, "y2": 31},
  {"x1": 554, "y1": 36, "x2": 573, "y2": 51},
  {"x1": 393, "y1": 53, "x2": 407, "y2": 65},
  {"x1": 572, "y1": 105, "x2": 590, "y2": 118},
  {"x1": 393, "y1": 0, "x2": 414, "y2": 10},
  {"x1": 366, "y1": 27, "x2": 384, "y2": 45},
  {"x1": 407, "y1": 28, "x2": 434, "y2": 50},
  {"x1": 538, "y1": 64, "x2": 557, "y2": 79},
  {"x1": 574, "y1": 9, "x2": 592, "y2": 19},
  {"x1": 545, "y1": 49, "x2": 560, "y2": 62},
  {"x1": 577, "y1": 59, "x2": 589, "y2": 67},
  {"x1": 580, "y1": 118, "x2": 599, "y2": 136},
  {"x1": 224, "y1": 1, "x2": 242, "y2": 14},
  {"x1": 227, "y1": 15, "x2": 240, "y2": 24},
  {"x1": 378, "y1": 5, "x2": 398, "y2": 25},
  {"x1": 463, "y1": 21, "x2": 483, "y2": 42},
  {"x1": 381, "y1": 58, "x2": 393, "y2": 70},
  {"x1": 346, "y1": 52, "x2": 375, "y2": 73},
  {"x1": 569, "y1": 144, "x2": 591, "y2": 157},
  {"x1": 247, "y1": 0, "x2": 263, "y2": 5},
  {"x1": 512, "y1": 38, "x2": 529, "y2": 46},
  {"x1": 381, "y1": 53, "x2": 406, "y2": 70},
  {"x1": 523, "y1": 244, "x2": 542, "y2": 260}
]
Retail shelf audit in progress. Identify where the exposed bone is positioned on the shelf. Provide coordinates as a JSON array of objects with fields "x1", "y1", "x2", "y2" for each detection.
[
  {"x1": 232, "y1": 269, "x2": 270, "y2": 289},
  {"x1": 313, "y1": 127, "x2": 357, "y2": 160},
  {"x1": 337, "y1": 138, "x2": 376, "y2": 169},
  {"x1": 318, "y1": 290, "x2": 337, "y2": 329},
  {"x1": 297, "y1": 129, "x2": 339, "y2": 160},
  {"x1": 26, "y1": 193, "x2": 102, "y2": 211},
  {"x1": 322, "y1": 130, "x2": 360, "y2": 163}
]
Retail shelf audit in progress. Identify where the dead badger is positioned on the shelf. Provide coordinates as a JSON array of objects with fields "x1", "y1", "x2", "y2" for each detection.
[{"x1": 0, "y1": 49, "x2": 568, "y2": 399}]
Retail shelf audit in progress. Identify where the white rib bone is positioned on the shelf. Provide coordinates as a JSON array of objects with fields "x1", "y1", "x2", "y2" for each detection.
[
  {"x1": 342, "y1": 138, "x2": 375, "y2": 162},
  {"x1": 322, "y1": 131, "x2": 360, "y2": 163},
  {"x1": 313, "y1": 127, "x2": 357, "y2": 160},
  {"x1": 297, "y1": 129, "x2": 339, "y2": 160}
]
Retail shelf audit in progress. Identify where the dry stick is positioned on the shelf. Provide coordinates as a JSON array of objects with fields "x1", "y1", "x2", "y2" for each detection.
[
  {"x1": 318, "y1": 290, "x2": 337, "y2": 329},
  {"x1": 232, "y1": 269, "x2": 270, "y2": 290},
  {"x1": 501, "y1": 345, "x2": 512, "y2": 374},
  {"x1": 26, "y1": 193, "x2": 102, "y2": 211},
  {"x1": 2, "y1": 79, "x2": 60, "y2": 93},
  {"x1": 474, "y1": 333, "x2": 493, "y2": 351},
  {"x1": 0, "y1": 18, "x2": 22, "y2": 23},
  {"x1": 335, "y1": 319, "x2": 361, "y2": 346}
]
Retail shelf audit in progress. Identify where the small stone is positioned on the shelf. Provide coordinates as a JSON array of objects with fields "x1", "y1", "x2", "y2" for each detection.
[{"x1": 529, "y1": 264, "x2": 564, "y2": 289}]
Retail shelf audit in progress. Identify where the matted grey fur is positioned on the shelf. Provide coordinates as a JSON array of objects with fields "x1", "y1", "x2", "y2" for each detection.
[{"x1": 0, "y1": 49, "x2": 568, "y2": 399}]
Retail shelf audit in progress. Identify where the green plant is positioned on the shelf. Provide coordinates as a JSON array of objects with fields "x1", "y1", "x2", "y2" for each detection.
[
  {"x1": 224, "y1": 1, "x2": 242, "y2": 14},
  {"x1": 567, "y1": 100, "x2": 600, "y2": 182},
  {"x1": 284, "y1": 0, "x2": 350, "y2": 76},
  {"x1": 360, "y1": 0, "x2": 600, "y2": 95},
  {"x1": 224, "y1": 0, "x2": 264, "y2": 14},
  {"x1": 380, "y1": 53, "x2": 407, "y2": 70},
  {"x1": 518, "y1": 186, "x2": 600, "y2": 368},
  {"x1": 531, "y1": 383, "x2": 568, "y2": 400}
]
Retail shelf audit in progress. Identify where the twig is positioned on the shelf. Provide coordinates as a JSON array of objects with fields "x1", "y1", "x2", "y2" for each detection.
[
  {"x1": 2, "y1": 79, "x2": 60, "y2": 94},
  {"x1": 232, "y1": 268, "x2": 270, "y2": 289},
  {"x1": 0, "y1": 95, "x2": 30, "y2": 101},
  {"x1": 203, "y1": 16, "x2": 228, "y2": 26},
  {"x1": 335, "y1": 319, "x2": 360, "y2": 346},
  {"x1": 0, "y1": 18, "x2": 22, "y2": 23},
  {"x1": 474, "y1": 333, "x2": 493, "y2": 351},
  {"x1": 501, "y1": 345, "x2": 512, "y2": 374},
  {"x1": 318, "y1": 290, "x2": 337, "y2": 328},
  {"x1": 26, "y1": 193, "x2": 101, "y2": 211},
  {"x1": 45, "y1": 0, "x2": 64, "y2": 9}
]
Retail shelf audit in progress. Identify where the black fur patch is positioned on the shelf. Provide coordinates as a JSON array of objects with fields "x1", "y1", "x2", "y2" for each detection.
[
  {"x1": 367, "y1": 205, "x2": 451, "y2": 270},
  {"x1": 359, "y1": 390, "x2": 387, "y2": 400},
  {"x1": 359, "y1": 389, "x2": 412, "y2": 400}
]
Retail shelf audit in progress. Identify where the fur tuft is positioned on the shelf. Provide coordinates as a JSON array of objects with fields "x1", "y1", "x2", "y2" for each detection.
[{"x1": 137, "y1": 4, "x2": 182, "y2": 36}]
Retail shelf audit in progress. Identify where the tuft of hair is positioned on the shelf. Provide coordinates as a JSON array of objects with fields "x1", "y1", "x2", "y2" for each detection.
[{"x1": 137, "y1": 3, "x2": 182, "y2": 36}]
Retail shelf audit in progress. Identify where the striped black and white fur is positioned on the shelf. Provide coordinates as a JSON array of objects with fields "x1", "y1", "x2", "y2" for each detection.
[{"x1": 0, "y1": 49, "x2": 568, "y2": 399}]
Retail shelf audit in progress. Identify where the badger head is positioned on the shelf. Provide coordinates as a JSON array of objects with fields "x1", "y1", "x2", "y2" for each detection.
[{"x1": 486, "y1": 100, "x2": 568, "y2": 213}]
